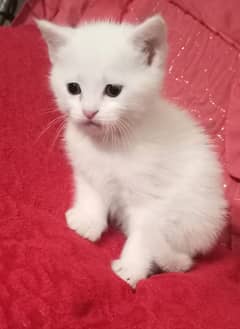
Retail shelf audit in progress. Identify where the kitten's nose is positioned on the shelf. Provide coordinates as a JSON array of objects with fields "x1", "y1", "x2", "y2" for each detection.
[{"x1": 82, "y1": 109, "x2": 98, "y2": 120}]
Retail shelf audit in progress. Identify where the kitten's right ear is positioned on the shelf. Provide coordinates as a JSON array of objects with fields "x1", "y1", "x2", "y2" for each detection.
[
  {"x1": 131, "y1": 15, "x2": 167, "y2": 67},
  {"x1": 36, "y1": 20, "x2": 72, "y2": 63}
]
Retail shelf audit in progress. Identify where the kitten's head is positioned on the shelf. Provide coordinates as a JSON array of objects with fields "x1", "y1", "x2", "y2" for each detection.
[{"x1": 37, "y1": 16, "x2": 167, "y2": 142}]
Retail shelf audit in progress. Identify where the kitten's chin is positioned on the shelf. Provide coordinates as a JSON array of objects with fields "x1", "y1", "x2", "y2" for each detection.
[{"x1": 71, "y1": 119, "x2": 128, "y2": 145}]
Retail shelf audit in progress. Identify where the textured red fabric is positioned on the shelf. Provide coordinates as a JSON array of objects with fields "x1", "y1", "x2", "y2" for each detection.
[
  {"x1": 1, "y1": 0, "x2": 240, "y2": 328},
  {"x1": 170, "y1": 0, "x2": 240, "y2": 50}
]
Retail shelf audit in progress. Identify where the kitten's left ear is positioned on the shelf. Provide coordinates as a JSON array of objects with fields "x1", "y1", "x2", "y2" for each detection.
[
  {"x1": 36, "y1": 20, "x2": 73, "y2": 63},
  {"x1": 132, "y1": 15, "x2": 167, "y2": 66}
]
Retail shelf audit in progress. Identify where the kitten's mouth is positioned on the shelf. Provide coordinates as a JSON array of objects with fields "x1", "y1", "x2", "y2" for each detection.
[
  {"x1": 78, "y1": 120, "x2": 102, "y2": 133},
  {"x1": 82, "y1": 120, "x2": 101, "y2": 128}
]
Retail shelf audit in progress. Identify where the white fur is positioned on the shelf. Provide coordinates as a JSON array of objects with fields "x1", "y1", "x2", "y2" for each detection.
[{"x1": 37, "y1": 16, "x2": 227, "y2": 288}]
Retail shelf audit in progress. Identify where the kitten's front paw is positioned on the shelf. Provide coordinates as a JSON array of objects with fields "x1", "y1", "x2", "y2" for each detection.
[
  {"x1": 112, "y1": 258, "x2": 148, "y2": 288},
  {"x1": 66, "y1": 207, "x2": 107, "y2": 242}
]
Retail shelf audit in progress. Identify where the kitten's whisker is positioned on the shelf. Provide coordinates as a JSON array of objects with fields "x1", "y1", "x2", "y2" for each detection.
[
  {"x1": 116, "y1": 124, "x2": 125, "y2": 148},
  {"x1": 102, "y1": 124, "x2": 108, "y2": 144},
  {"x1": 110, "y1": 124, "x2": 114, "y2": 147},
  {"x1": 105, "y1": 125, "x2": 110, "y2": 144},
  {"x1": 97, "y1": 115, "x2": 133, "y2": 148},
  {"x1": 118, "y1": 121, "x2": 129, "y2": 148},
  {"x1": 113, "y1": 124, "x2": 119, "y2": 148},
  {"x1": 48, "y1": 121, "x2": 66, "y2": 154},
  {"x1": 41, "y1": 108, "x2": 59, "y2": 115},
  {"x1": 34, "y1": 115, "x2": 65, "y2": 144},
  {"x1": 118, "y1": 118, "x2": 132, "y2": 147}
]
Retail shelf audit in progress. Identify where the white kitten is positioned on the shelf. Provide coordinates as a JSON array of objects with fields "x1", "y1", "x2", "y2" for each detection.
[{"x1": 37, "y1": 16, "x2": 227, "y2": 288}]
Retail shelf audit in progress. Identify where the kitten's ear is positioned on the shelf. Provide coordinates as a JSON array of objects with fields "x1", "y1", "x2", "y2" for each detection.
[
  {"x1": 36, "y1": 20, "x2": 72, "y2": 63},
  {"x1": 132, "y1": 15, "x2": 167, "y2": 66}
]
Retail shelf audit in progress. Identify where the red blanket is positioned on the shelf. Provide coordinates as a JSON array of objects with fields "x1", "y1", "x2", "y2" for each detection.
[{"x1": 0, "y1": 0, "x2": 239, "y2": 328}]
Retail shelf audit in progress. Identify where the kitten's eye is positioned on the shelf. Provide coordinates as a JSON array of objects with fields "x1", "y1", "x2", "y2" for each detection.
[
  {"x1": 67, "y1": 82, "x2": 81, "y2": 95},
  {"x1": 104, "y1": 84, "x2": 122, "y2": 97}
]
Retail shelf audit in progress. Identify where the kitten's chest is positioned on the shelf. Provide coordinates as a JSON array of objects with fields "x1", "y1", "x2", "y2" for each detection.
[
  {"x1": 68, "y1": 139, "x2": 167, "y2": 199},
  {"x1": 74, "y1": 144, "x2": 126, "y2": 185},
  {"x1": 65, "y1": 126, "x2": 170, "y2": 204},
  {"x1": 66, "y1": 133, "x2": 123, "y2": 187}
]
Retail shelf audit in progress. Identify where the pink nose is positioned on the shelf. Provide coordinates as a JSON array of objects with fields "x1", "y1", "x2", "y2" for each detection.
[{"x1": 83, "y1": 110, "x2": 98, "y2": 120}]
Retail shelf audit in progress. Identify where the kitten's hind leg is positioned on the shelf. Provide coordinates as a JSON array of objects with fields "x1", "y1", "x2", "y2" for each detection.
[{"x1": 154, "y1": 237, "x2": 193, "y2": 273}]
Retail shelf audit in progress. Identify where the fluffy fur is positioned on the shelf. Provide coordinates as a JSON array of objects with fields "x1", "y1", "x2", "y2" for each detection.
[{"x1": 37, "y1": 16, "x2": 227, "y2": 288}]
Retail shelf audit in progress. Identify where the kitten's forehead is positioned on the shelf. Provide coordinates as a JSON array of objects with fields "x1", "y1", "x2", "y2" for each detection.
[{"x1": 58, "y1": 22, "x2": 139, "y2": 74}]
